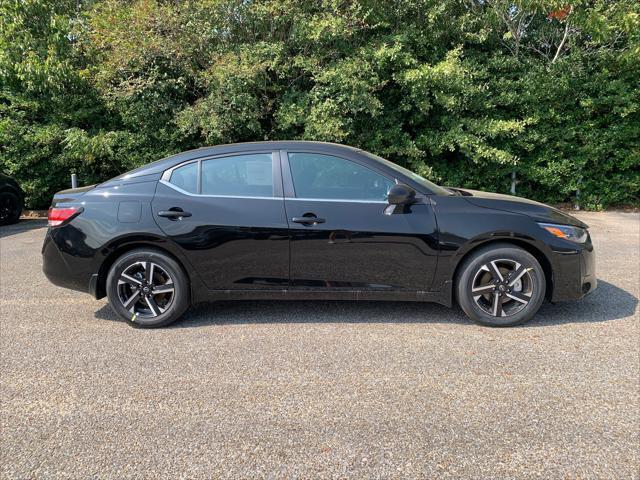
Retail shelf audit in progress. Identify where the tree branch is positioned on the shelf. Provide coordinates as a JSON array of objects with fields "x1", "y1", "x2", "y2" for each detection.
[{"x1": 551, "y1": 18, "x2": 571, "y2": 63}]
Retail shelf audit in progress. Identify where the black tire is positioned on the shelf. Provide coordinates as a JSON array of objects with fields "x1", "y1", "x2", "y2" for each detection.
[
  {"x1": 106, "y1": 248, "x2": 190, "y2": 328},
  {"x1": 456, "y1": 243, "x2": 546, "y2": 327},
  {"x1": 0, "y1": 192, "x2": 22, "y2": 226}
]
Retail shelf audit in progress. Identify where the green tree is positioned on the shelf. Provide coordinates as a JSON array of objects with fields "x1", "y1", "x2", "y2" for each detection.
[{"x1": 1, "y1": 0, "x2": 638, "y2": 209}]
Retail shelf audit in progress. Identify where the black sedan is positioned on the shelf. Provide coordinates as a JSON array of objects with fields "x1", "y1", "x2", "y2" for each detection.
[{"x1": 42, "y1": 141, "x2": 596, "y2": 328}]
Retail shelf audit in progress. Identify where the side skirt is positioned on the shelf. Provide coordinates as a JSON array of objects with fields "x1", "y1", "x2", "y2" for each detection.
[{"x1": 194, "y1": 288, "x2": 452, "y2": 307}]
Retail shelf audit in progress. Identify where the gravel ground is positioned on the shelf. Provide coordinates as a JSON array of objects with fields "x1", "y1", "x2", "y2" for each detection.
[{"x1": 1, "y1": 212, "x2": 638, "y2": 479}]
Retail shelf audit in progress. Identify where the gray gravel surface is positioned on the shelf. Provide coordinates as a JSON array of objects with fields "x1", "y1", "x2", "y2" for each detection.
[{"x1": 1, "y1": 212, "x2": 638, "y2": 479}]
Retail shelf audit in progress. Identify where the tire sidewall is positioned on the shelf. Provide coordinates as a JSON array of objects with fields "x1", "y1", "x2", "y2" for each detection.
[
  {"x1": 106, "y1": 249, "x2": 190, "y2": 328},
  {"x1": 457, "y1": 245, "x2": 546, "y2": 327},
  {"x1": 0, "y1": 192, "x2": 22, "y2": 226}
]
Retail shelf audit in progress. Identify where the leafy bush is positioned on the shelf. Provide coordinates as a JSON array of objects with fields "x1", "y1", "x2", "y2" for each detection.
[{"x1": 1, "y1": 0, "x2": 638, "y2": 209}]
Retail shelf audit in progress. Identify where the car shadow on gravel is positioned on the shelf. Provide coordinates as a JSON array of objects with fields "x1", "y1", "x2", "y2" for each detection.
[
  {"x1": 529, "y1": 280, "x2": 638, "y2": 327},
  {"x1": 94, "y1": 280, "x2": 636, "y2": 328},
  {"x1": 0, "y1": 219, "x2": 47, "y2": 238}
]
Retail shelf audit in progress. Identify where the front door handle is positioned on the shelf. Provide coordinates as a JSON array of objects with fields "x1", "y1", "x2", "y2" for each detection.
[
  {"x1": 158, "y1": 209, "x2": 192, "y2": 220},
  {"x1": 292, "y1": 215, "x2": 326, "y2": 226}
]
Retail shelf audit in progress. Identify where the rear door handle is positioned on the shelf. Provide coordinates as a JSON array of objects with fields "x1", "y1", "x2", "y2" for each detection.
[
  {"x1": 292, "y1": 216, "x2": 326, "y2": 225},
  {"x1": 158, "y1": 209, "x2": 192, "y2": 220}
]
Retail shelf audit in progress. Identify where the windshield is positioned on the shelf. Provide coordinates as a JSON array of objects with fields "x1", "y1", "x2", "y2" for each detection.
[{"x1": 361, "y1": 152, "x2": 451, "y2": 195}]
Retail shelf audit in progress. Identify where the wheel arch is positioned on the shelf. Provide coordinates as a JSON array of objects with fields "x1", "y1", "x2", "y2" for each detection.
[
  {"x1": 0, "y1": 184, "x2": 24, "y2": 199},
  {"x1": 452, "y1": 238, "x2": 554, "y2": 302},
  {"x1": 95, "y1": 239, "x2": 192, "y2": 300}
]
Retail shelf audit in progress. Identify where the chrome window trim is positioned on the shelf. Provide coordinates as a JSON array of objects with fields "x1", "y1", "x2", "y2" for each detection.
[
  {"x1": 161, "y1": 159, "x2": 199, "y2": 193},
  {"x1": 286, "y1": 197, "x2": 388, "y2": 205},
  {"x1": 161, "y1": 159, "x2": 199, "y2": 183},
  {"x1": 158, "y1": 180, "x2": 280, "y2": 200},
  {"x1": 159, "y1": 179, "x2": 389, "y2": 203},
  {"x1": 161, "y1": 151, "x2": 398, "y2": 204},
  {"x1": 161, "y1": 152, "x2": 277, "y2": 198}
]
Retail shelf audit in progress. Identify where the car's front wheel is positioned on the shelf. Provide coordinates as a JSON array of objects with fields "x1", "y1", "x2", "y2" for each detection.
[
  {"x1": 456, "y1": 243, "x2": 546, "y2": 327},
  {"x1": 106, "y1": 248, "x2": 190, "y2": 328}
]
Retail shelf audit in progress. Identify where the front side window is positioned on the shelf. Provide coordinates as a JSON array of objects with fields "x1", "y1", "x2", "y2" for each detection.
[
  {"x1": 169, "y1": 162, "x2": 198, "y2": 193},
  {"x1": 360, "y1": 151, "x2": 450, "y2": 196},
  {"x1": 201, "y1": 153, "x2": 273, "y2": 197},
  {"x1": 288, "y1": 153, "x2": 394, "y2": 201}
]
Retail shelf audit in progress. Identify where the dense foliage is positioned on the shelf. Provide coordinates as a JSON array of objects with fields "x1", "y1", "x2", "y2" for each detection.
[{"x1": 1, "y1": 0, "x2": 638, "y2": 209}]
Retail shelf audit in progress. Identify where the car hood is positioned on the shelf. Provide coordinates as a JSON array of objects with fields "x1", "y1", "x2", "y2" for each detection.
[{"x1": 448, "y1": 188, "x2": 588, "y2": 228}]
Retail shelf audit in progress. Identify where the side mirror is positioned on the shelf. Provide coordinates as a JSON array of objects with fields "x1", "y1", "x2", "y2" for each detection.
[{"x1": 387, "y1": 183, "x2": 417, "y2": 205}]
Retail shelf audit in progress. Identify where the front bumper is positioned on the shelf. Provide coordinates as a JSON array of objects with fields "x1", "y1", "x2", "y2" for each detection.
[{"x1": 550, "y1": 242, "x2": 597, "y2": 302}]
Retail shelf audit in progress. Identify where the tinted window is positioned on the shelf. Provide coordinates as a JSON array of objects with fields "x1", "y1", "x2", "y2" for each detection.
[
  {"x1": 170, "y1": 162, "x2": 198, "y2": 193},
  {"x1": 288, "y1": 153, "x2": 394, "y2": 201},
  {"x1": 360, "y1": 151, "x2": 450, "y2": 196},
  {"x1": 201, "y1": 154, "x2": 273, "y2": 197}
]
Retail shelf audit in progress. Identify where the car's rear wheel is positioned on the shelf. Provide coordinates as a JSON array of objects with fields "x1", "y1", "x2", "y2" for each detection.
[
  {"x1": 456, "y1": 243, "x2": 546, "y2": 327},
  {"x1": 106, "y1": 248, "x2": 190, "y2": 328},
  {"x1": 0, "y1": 192, "x2": 22, "y2": 226}
]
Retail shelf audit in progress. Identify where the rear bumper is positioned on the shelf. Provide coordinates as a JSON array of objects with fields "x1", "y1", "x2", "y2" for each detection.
[
  {"x1": 550, "y1": 243, "x2": 596, "y2": 302},
  {"x1": 42, "y1": 228, "x2": 96, "y2": 295}
]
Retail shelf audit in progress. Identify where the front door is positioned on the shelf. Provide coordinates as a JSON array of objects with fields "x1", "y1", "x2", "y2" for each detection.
[
  {"x1": 152, "y1": 151, "x2": 290, "y2": 290},
  {"x1": 282, "y1": 151, "x2": 438, "y2": 291}
]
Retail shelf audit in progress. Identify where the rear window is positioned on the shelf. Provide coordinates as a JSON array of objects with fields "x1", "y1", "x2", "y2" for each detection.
[{"x1": 201, "y1": 154, "x2": 273, "y2": 197}]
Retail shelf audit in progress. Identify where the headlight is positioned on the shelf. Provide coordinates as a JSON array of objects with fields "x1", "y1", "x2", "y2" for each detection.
[{"x1": 538, "y1": 222, "x2": 589, "y2": 243}]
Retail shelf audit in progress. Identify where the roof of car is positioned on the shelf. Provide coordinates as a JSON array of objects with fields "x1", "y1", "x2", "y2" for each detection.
[{"x1": 112, "y1": 141, "x2": 363, "y2": 181}]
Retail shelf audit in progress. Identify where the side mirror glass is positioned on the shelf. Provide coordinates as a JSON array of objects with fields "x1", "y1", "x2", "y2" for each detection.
[{"x1": 387, "y1": 183, "x2": 417, "y2": 205}]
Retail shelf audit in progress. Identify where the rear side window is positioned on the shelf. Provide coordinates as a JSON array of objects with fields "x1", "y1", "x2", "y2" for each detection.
[
  {"x1": 288, "y1": 153, "x2": 393, "y2": 201},
  {"x1": 202, "y1": 154, "x2": 273, "y2": 197},
  {"x1": 169, "y1": 162, "x2": 198, "y2": 193}
]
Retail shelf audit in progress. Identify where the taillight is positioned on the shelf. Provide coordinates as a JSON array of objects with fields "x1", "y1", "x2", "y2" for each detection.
[{"x1": 48, "y1": 207, "x2": 81, "y2": 227}]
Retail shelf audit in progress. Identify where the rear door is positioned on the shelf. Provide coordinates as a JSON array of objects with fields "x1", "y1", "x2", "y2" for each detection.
[
  {"x1": 151, "y1": 151, "x2": 290, "y2": 290},
  {"x1": 282, "y1": 150, "x2": 438, "y2": 291}
]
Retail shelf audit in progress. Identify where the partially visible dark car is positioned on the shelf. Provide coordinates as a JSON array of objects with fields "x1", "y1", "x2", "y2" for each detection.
[
  {"x1": 0, "y1": 172, "x2": 24, "y2": 226},
  {"x1": 42, "y1": 141, "x2": 596, "y2": 328}
]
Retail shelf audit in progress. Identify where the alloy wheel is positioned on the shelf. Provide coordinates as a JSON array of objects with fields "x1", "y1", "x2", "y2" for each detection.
[
  {"x1": 470, "y1": 259, "x2": 534, "y2": 318},
  {"x1": 117, "y1": 261, "x2": 175, "y2": 318}
]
